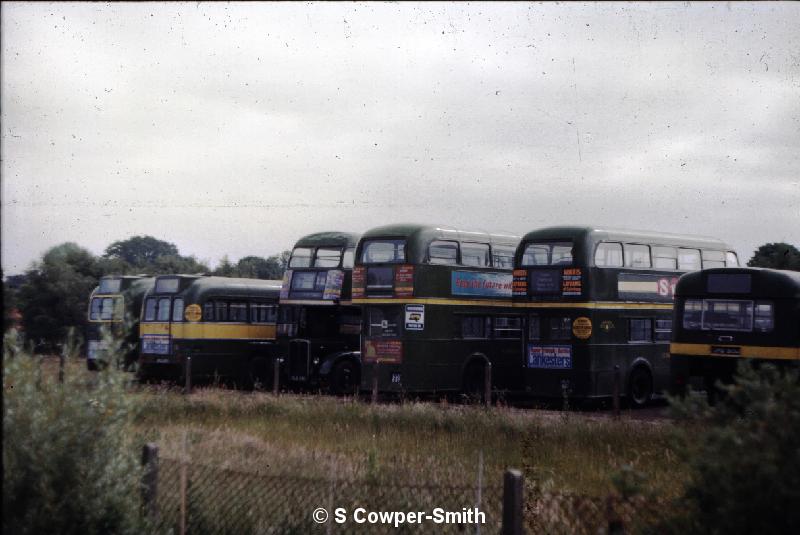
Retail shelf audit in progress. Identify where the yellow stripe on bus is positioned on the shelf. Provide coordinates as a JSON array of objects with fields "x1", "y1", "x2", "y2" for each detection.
[
  {"x1": 140, "y1": 322, "x2": 276, "y2": 340},
  {"x1": 353, "y1": 298, "x2": 674, "y2": 310},
  {"x1": 670, "y1": 343, "x2": 800, "y2": 361}
]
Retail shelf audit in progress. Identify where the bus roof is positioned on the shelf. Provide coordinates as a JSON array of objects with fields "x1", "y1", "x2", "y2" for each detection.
[
  {"x1": 175, "y1": 276, "x2": 283, "y2": 302},
  {"x1": 676, "y1": 267, "x2": 800, "y2": 299},
  {"x1": 361, "y1": 223, "x2": 520, "y2": 247},
  {"x1": 520, "y1": 226, "x2": 732, "y2": 250},
  {"x1": 294, "y1": 231, "x2": 360, "y2": 248}
]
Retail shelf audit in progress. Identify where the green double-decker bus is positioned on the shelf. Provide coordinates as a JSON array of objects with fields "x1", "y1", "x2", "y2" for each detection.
[
  {"x1": 670, "y1": 267, "x2": 800, "y2": 397},
  {"x1": 279, "y1": 231, "x2": 362, "y2": 394},
  {"x1": 513, "y1": 226, "x2": 738, "y2": 406},
  {"x1": 353, "y1": 224, "x2": 520, "y2": 397},
  {"x1": 86, "y1": 275, "x2": 154, "y2": 371},
  {"x1": 138, "y1": 275, "x2": 283, "y2": 384}
]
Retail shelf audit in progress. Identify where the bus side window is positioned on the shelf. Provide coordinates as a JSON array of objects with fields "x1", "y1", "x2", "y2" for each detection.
[
  {"x1": 528, "y1": 315, "x2": 541, "y2": 340},
  {"x1": 654, "y1": 319, "x2": 672, "y2": 341},
  {"x1": 493, "y1": 316, "x2": 521, "y2": 339},
  {"x1": 549, "y1": 317, "x2": 572, "y2": 340},
  {"x1": 251, "y1": 304, "x2": 278, "y2": 324},
  {"x1": 342, "y1": 247, "x2": 355, "y2": 269},
  {"x1": 429, "y1": 240, "x2": 459, "y2": 265},
  {"x1": 462, "y1": 316, "x2": 489, "y2": 339},
  {"x1": 594, "y1": 242, "x2": 623, "y2": 267},
  {"x1": 461, "y1": 243, "x2": 490, "y2": 267},
  {"x1": 229, "y1": 302, "x2": 248, "y2": 322},
  {"x1": 203, "y1": 302, "x2": 214, "y2": 321},
  {"x1": 144, "y1": 298, "x2": 157, "y2": 321},
  {"x1": 215, "y1": 301, "x2": 228, "y2": 322},
  {"x1": 725, "y1": 251, "x2": 739, "y2": 267},
  {"x1": 701, "y1": 250, "x2": 726, "y2": 269},
  {"x1": 678, "y1": 249, "x2": 701, "y2": 271},
  {"x1": 624, "y1": 244, "x2": 651, "y2": 268},
  {"x1": 156, "y1": 298, "x2": 171, "y2": 321},
  {"x1": 491, "y1": 245, "x2": 515, "y2": 269},
  {"x1": 90, "y1": 298, "x2": 102, "y2": 320},
  {"x1": 652, "y1": 246, "x2": 677, "y2": 269},
  {"x1": 628, "y1": 318, "x2": 653, "y2": 342},
  {"x1": 172, "y1": 298, "x2": 184, "y2": 322}
]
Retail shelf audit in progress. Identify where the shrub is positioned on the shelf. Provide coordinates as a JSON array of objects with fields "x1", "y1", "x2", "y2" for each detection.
[
  {"x1": 664, "y1": 362, "x2": 800, "y2": 534},
  {"x1": 2, "y1": 331, "x2": 145, "y2": 535}
]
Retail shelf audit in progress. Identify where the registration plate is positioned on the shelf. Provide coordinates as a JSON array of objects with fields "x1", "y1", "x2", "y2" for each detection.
[
  {"x1": 141, "y1": 335, "x2": 170, "y2": 355},
  {"x1": 711, "y1": 346, "x2": 741, "y2": 356}
]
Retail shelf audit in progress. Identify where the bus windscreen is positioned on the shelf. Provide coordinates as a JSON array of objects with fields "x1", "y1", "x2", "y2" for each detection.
[
  {"x1": 98, "y1": 278, "x2": 122, "y2": 293},
  {"x1": 361, "y1": 240, "x2": 406, "y2": 264},
  {"x1": 521, "y1": 242, "x2": 573, "y2": 266}
]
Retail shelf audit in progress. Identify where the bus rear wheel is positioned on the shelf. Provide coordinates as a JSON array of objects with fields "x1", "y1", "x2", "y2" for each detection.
[
  {"x1": 329, "y1": 360, "x2": 359, "y2": 395},
  {"x1": 628, "y1": 366, "x2": 653, "y2": 408},
  {"x1": 462, "y1": 361, "x2": 488, "y2": 404}
]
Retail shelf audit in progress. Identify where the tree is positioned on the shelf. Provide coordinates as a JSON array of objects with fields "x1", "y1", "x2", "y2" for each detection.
[
  {"x1": 103, "y1": 236, "x2": 179, "y2": 269},
  {"x1": 213, "y1": 256, "x2": 236, "y2": 277},
  {"x1": 17, "y1": 243, "x2": 102, "y2": 346},
  {"x1": 747, "y1": 242, "x2": 800, "y2": 271}
]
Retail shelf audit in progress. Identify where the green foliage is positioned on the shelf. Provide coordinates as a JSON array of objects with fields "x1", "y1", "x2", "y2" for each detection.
[
  {"x1": 2, "y1": 333, "x2": 145, "y2": 535},
  {"x1": 747, "y1": 242, "x2": 800, "y2": 270},
  {"x1": 664, "y1": 363, "x2": 800, "y2": 534},
  {"x1": 18, "y1": 243, "x2": 102, "y2": 345},
  {"x1": 103, "y1": 235, "x2": 209, "y2": 275},
  {"x1": 211, "y1": 253, "x2": 288, "y2": 279}
]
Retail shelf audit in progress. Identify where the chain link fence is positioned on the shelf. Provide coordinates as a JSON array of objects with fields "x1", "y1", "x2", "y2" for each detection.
[{"x1": 141, "y1": 444, "x2": 667, "y2": 535}]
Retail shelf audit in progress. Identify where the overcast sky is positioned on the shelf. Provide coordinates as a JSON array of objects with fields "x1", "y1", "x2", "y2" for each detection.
[{"x1": 2, "y1": 1, "x2": 799, "y2": 274}]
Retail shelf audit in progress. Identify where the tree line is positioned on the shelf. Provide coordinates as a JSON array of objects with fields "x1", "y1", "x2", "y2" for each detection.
[
  {"x1": 3, "y1": 239, "x2": 799, "y2": 349},
  {"x1": 3, "y1": 235, "x2": 290, "y2": 346}
]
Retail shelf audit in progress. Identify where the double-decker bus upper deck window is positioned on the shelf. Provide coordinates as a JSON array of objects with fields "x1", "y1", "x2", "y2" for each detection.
[
  {"x1": 172, "y1": 298, "x2": 184, "y2": 322},
  {"x1": 315, "y1": 247, "x2": 342, "y2": 268},
  {"x1": 652, "y1": 246, "x2": 678, "y2": 269},
  {"x1": 215, "y1": 301, "x2": 228, "y2": 322},
  {"x1": 624, "y1": 244, "x2": 651, "y2": 268},
  {"x1": 725, "y1": 251, "x2": 739, "y2": 267},
  {"x1": 594, "y1": 242, "x2": 623, "y2": 267},
  {"x1": 701, "y1": 250, "x2": 726, "y2": 269},
  {"x1": 342, "y1": 247, "x2": 355, "y2": 269},
  {"x1": 429, "y1": 240, "x2": 459, "y2": 265},
  {"x1": 144, "y1": 298, "x2": 157, "y2": 321},
  {"x1": 461, "y1": 243, "x2": 490, "y2": 267},
  {"x1": 367, "y1": 307, "x2": 401, "y2": 337},
  {"x1": 678, "y1": 248, "x2": 701, "y2": 271},
  {"x1": 549, "y1": 317, "x2": 572, "y2": 340},
  {"x1": 155, "y1": 278, "x2": 180, "y2": 294},
  {"x1": 98, "y1": 278, "x2": 122, "y2": 293},
  {"x1": 289, "y1": 247, "x2": 313, "y2": 268},
  {"x1": 203, "y1": 302, "x2": 213, "y2": 321},
  {"x1": 703, "y1": 300, "x2": 753, "y2": 331},
  {"x1": 522, "y1": 242, "x2": 573, "y2": 266},
  {"x1": 491, "y1": 245, "x2": 515, "y2": 268},
  {"x1": 361, "y1": 240, "x2": 406, "y2": 263},
  {"x1": 156, "y1": 298, "x2": 171, "y2": 321}
]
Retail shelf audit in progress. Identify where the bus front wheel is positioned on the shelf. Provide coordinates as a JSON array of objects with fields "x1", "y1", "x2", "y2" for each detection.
[{"x1": 627, "y1": 366, "x2": 653, "y2": 408}]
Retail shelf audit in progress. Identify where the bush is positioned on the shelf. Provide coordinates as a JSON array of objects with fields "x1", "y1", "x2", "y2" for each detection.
[
  {"x1": 2, "y1": 332, "x2": 145, "y2": 535},
  {"x1": 664, "y1": 362, "x2": 800, "y2": 534}
]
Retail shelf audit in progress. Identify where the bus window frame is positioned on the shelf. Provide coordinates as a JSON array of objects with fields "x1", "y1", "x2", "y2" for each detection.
[
  {"x1": 623, "y1": 243, "x2": 652, "y2": 269},
  {"x1": 314, "y1": 247, "x2": 343, "y2": 268},
  {"x1": 594, "y1": 241, "x2": 623, "y2": 268},
  {"x1": 521, "y1": 241, "x2": 574, "y2": 267},
  {"x1": 460, "y1": 242, "x2": 491, "y2": 267},
  {"x1": 361, "y1": 239, "x2": 407, "y2": 264},
  {"x1": 428, "y1": 240, "x2": 460, "y2": 265}
]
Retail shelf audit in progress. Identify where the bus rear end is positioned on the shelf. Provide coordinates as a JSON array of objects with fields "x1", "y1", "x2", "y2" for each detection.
[{"x1": 671, "y1": 268, "x2": 800, "y2": 396}]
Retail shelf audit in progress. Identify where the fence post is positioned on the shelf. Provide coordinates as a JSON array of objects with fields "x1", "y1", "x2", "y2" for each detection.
[
  {"x1": 58, "y1": 353, "x2": 65, "y2": 384},
  {"x1": 613, "y1": 365, "x2": 621, "y2": 418},
  {"x1": 502, "y1": 469, "x2": 523, "y2": 535},
  {"x1": 371, "y1": 361, "x2": 379, "y2": 404},
  {"x1": 484, "y1": 361, "x2": 492, "y2": 408},
  {"x1": 184, "y1": 356, "x2": 192, "y2": 395},
  {"x1": 273, "y1": 356, "x2": 281, "y2": 396},
  {"x1": 141, "y1": 443, "x2": 159, "y2": 523}
]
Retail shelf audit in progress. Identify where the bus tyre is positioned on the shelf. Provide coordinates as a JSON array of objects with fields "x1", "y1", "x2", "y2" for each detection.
[
  {"x1": 329, "y1": 360, "x2": 359, "y2": 395},
  {"x1": 462, "y1": 362, "x2": 486, "y2": 404},
  {"x1": 628, "y1": 366, "x2": 653, "y2": 408}
]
